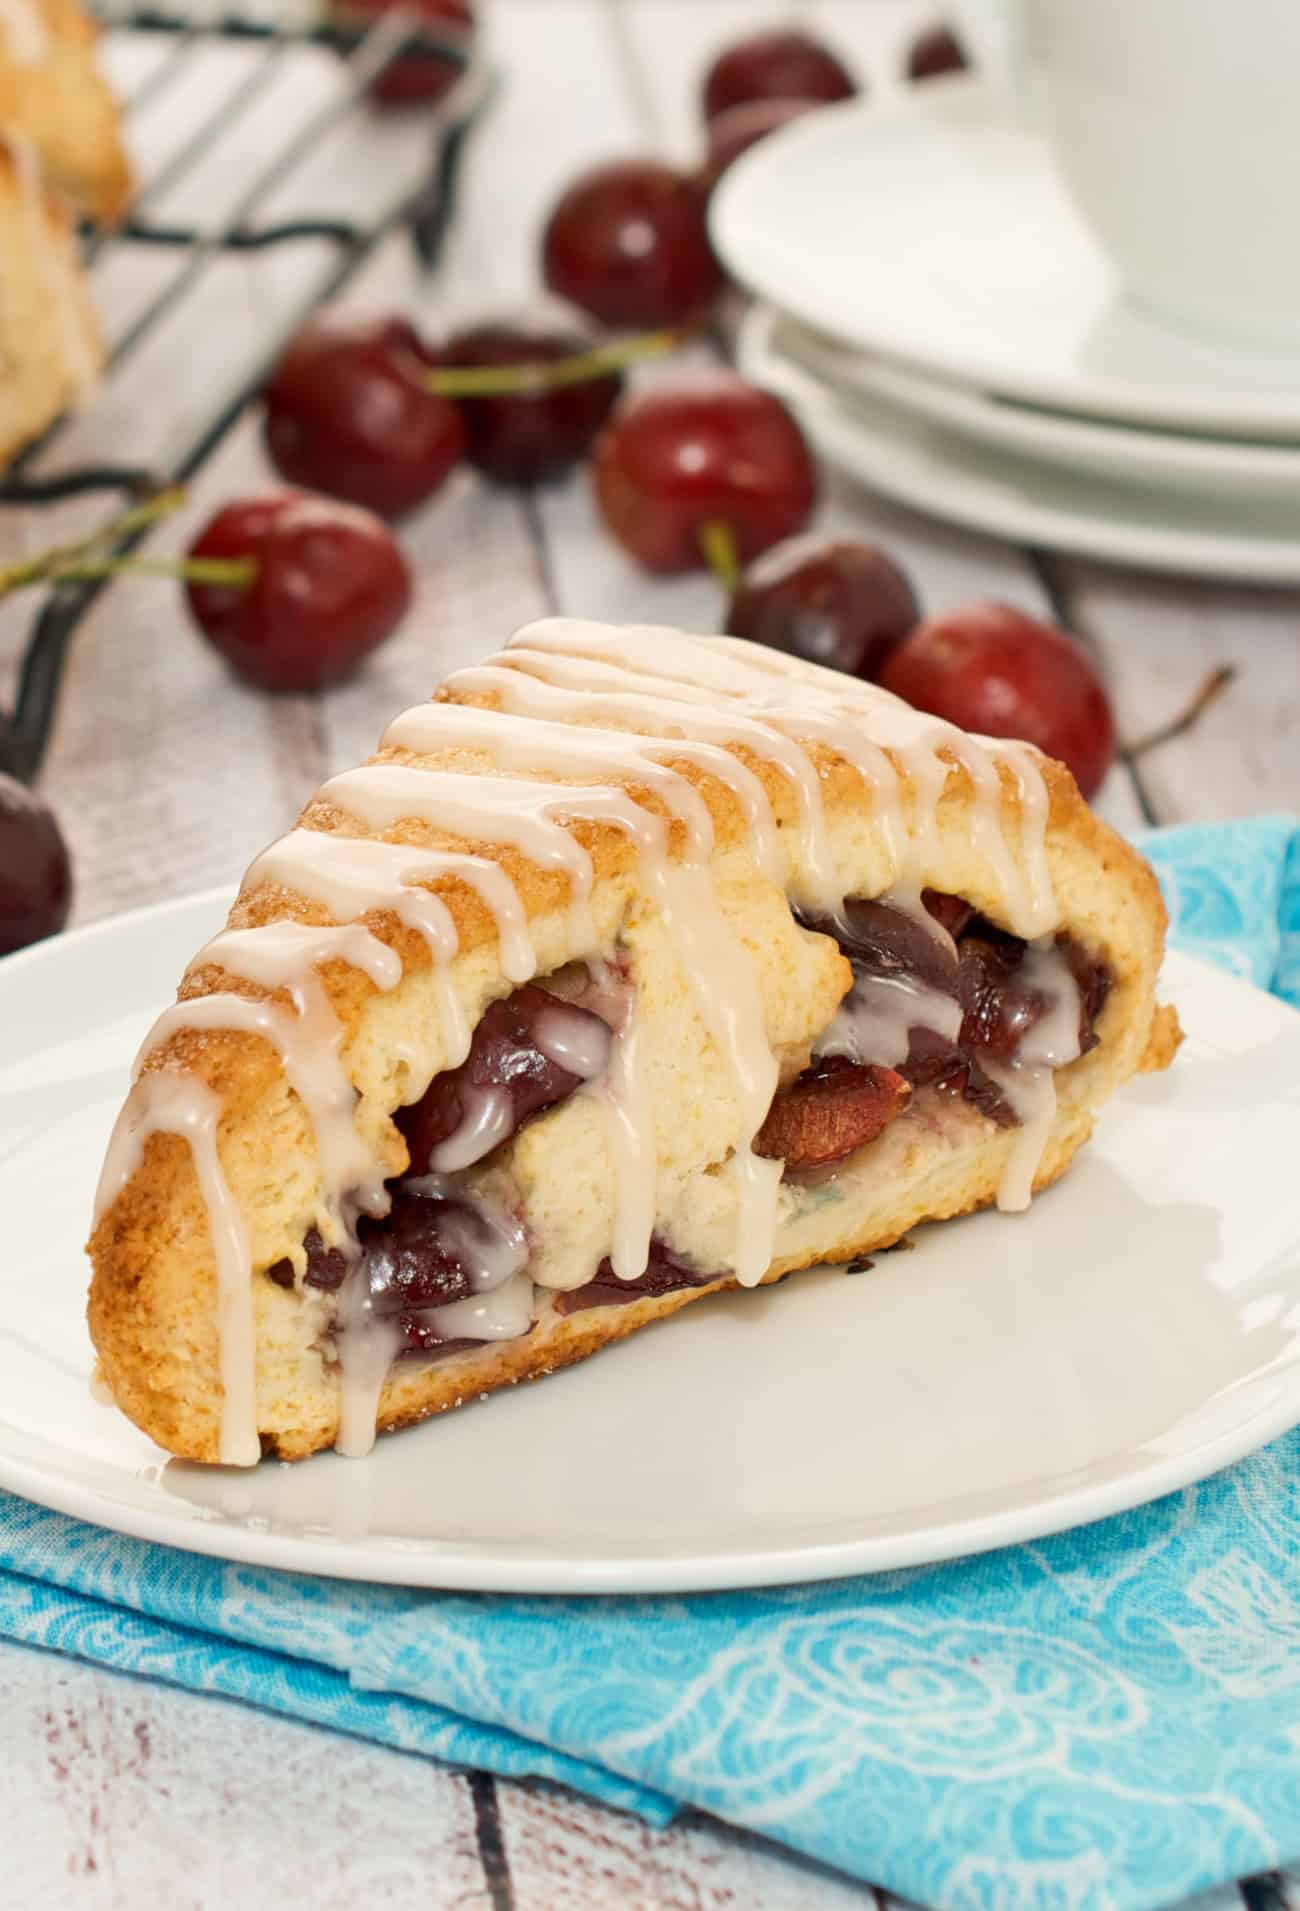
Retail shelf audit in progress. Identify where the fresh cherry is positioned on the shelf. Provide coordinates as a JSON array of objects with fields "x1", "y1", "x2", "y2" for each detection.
[
  {"x1": 262, "y1": 317, "x2": 465, "y2": 521},
  {"x1": 0, "y1": 774, "x2": 71, "y2": 956},
  {"x1": 339, "y1": 0, "x2": 474, "y2": 105},
  {"x1": 439, "y1": 321, "x2": 623, "y2": 485},
  {"x1": 592, "y1": 374, "x2": 817, "y2": 574},
  {"x1": 907, "y1": 24, "x2": 969, "y2": 81},
  {"x1": 879, "y1": 603, "x2": 1116, "y2": 797},
  {"x1": 701, "y1": 29, "x2": 857, "y2": 121},
  {"x1": 699, "y1": 97, "x2": 818, "y2": 197},
  {"x1": 542, "y1": 160, "x2": 721, "y2": 330},
  {"x1": 725, "y1": 535, "x2": 919, "y2": 678},
  {"x1": 186, "y1": 491, "x2": 412, "y2": 692}
]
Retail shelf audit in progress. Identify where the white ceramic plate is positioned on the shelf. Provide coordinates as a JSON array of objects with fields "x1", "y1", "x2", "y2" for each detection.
[
  {"x1": 712, "y1": 79, "x2": 1300, "y2": 440},
  {"x1": 3, "y1": 888, "x2": 1299, "y2": 1593},
  {"x1": 771, "y1": 314, "x2": 1300, "y2": 502},
  {"x1": 739, "y1": 305, "x2": 1300, "y2": 585}
]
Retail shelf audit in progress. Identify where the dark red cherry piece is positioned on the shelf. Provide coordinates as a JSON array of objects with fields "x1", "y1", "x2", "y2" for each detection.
[
  {"x1": 542, "y1": 160, "x2": 722, "y2": 330},
  {"x1": 879, "y1": 602, "x2": 1117, "y2": 798},
  {"x1": 725, "y1": 535, "x2": 919, "y2": 678},
  {"x1": 186, "y1": 491, "x2": 412, "y2": 692},
  {"x1": 398, "y1": 983, "x2": 613, "y2": 1173},
  {"x1": 341, "y1": 0, "x2": 474, "y2": 105},
  {"x1": 907, "y1": 24, "x2": 969, "y2": 81},
  {"x1": 700, "y1": 97, "x2": 818, "y2": 197},
  {"x1": 702, "y1": 29, "x2": 856, "y2": 121},
  {"x1": 592, "y1": 374, "x2": 817, "y2": 574},
  {"x1": 0, "y1": 774, "x2": 72, "y2": 956},
  {"x1": 439, "y1": 321, "x2": 623, "y2": 485},
  {"x1": 262, "y1": 316, "x2": 466, "y2": 520}
]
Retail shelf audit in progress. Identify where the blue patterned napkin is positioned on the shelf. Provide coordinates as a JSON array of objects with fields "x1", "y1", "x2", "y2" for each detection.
[{"x1": 2, "y1": 817, "x2": 1298, "y2": 1910}]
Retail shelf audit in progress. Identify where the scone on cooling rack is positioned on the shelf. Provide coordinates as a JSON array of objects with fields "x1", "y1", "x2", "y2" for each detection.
[
  {"x1": 87, "y1": 618, "x2": 1180, "y2": 1466},
  {"x1": 0, "y1": 132, "x2": 102, "y2": 464},
  {"x1": 0, "y1": 0, "x2": 132, "y2": 222}
]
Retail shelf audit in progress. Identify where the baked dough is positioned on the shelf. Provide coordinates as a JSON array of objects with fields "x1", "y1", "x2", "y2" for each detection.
[
  {"x1": 0, "y1": 131, "x2": 101, "y2": 465},
  {"x1": 88, "y1": 619, "x2": 1177, "y2": 1464},
  {"x1": 0, "y1": 0, "x2": 131, "y2": 221}
]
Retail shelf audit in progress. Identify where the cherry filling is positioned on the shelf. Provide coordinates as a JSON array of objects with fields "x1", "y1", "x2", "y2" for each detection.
[
  {"x1": 554, "y1": 1238, "x2": 719, "y2": 1315},
  {"x1": 268, "y1": 979, "x2": 617, "y2": 1357},
  {"x1": 397, "y1": 981, "x2": 614, "y2": 1175},
  {"x1": 782, "y1": 891, "x2": 1113, "y2": 1155}
]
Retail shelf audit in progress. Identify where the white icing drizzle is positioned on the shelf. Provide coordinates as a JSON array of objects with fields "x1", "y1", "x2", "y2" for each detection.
[
  {"x1": 320, "y1": 763, "x2": 641, "y2": 948},
  {"x1": 511, "y1": 620, "x2": 1054, "y2": 936},
  {"x1": 428, "y1": 1271, "x2": 534, "y2": 1342},
  {"x1": 532, "y1": 997, "x2": 614, "y2": 1079},
  {"x1": 648, "y1": 863, "x2": 782, "y2": 1287},
  {"x1": 603, "y1": 1014, "x2": 656, "y2": 1281},
  {"x1": 402, "y1": 1176, "x2": 529, "y2": 1292},
  {"x1": 491, "y1": 645, "x2": 840, "y2": 909},
  {"x1": 445, "y1": 663, "x2": 785, "y2": 885},
  {"x1": 984, "y1": 940, "x2": 1083, "y2": 1212},
  {"x1": 134, "y1": 990, "x2": 388, "y2": 1222},
  {"x1": 333, "y1": 1284, "x2": 401, "y2": 1462},
  {"x1": 96, "y1": 1076, "x2": 259, "y2": 1467},
  {"x1": 248, "y1": 826, "x2": 535, "y2": 988},
  {"x1": 819, "y1": 974, "x2": 963, "y2": 1069},
  {"x1": 0, "y1": 0, "x2": 49, "y2": 63},
  {"x1": 4, "y1": 132, "x2": 98, "y2": 400},
  {"x1": 194, "y1": 921, "x2": 401, "y2": 995},
  {"x1": 429, "y1": 1085, "x2": 514, "y2": 1172},
  {"x1": 383, "y1": 700, "x2": 716, "y2": 866}
]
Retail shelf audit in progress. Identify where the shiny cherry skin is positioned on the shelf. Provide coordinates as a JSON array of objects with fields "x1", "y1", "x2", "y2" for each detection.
[
  {"x1": 725, "y1": 535, "x2": 919, "y2": 678},
  {"x1": 263, "y1": 316, "x2": 465, "y2": 520},
  {"x1": 440, "y1": 321, "x2": 623, "y2": 485},
  {"x1": 907, "y1": 23, "x2": 969, "y2": 80},
  {"x1": 0, "y1": 774, "x2": 71, "y2": 956},
  {"x1": 879, "y1": 602, "x2": 1116, "y2": 797},
  {"x1": 701, "y1": 29, "x2": 856, "y2": 121},
  {"x1": 700, "y1": 97, "x2": 818, "y2": 197},
  {"x1": 592, "y1": 374, "x2": 817, "y2": 574},
  {"x1": 341, "y1": 0, "x2": 474, "y2": 105},
  {"x1": 542, "y1": 160, "x2": 722, "y2": 331},
  {"x1": 186, "y1": 491, "x2": 413, "y2": 692}
]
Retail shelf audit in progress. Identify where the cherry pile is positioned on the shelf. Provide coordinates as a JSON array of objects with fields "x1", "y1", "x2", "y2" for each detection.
[{"x1": 4, "y1": 14, "x2": 1124, "y2": 970}]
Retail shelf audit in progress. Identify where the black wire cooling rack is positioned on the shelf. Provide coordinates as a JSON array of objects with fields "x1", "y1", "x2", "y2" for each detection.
[{"x1": 0, "y1": 5, "x2": 493, "y2": 784}]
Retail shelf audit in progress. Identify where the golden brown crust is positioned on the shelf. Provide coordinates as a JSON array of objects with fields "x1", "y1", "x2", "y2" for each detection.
[
  {"x1": 0, "y1": 0, "x2": 132, "y2": 220},
  {"x1": 0, "y1": 135, "x2": 103, "y2": 465},
  {"x1": 87, "y1": 626, "x2": 1175, "y2": 1465}
]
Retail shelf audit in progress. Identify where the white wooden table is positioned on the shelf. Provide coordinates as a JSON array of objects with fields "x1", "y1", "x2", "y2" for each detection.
[{"x1": 1, "y1": 2, "x2": 1298, "y2": 1904}]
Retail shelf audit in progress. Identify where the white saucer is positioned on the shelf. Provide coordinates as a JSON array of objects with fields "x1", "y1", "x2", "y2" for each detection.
[
  {"x1": 772, "y1": 314, "x2": 1300, "y2": 503},
  {"x1": 2, "y1": 889, "x2": 1300, "y2": 1592},
  {"x1": 712, "y1": 79, "x2": 1300, "y2": 440},
  {"x1": 740, "y1": 305, "x2": 1300, "y2": 584}
]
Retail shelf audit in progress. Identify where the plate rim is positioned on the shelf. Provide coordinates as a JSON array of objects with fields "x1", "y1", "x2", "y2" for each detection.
[
  {"x1": 738, "y1": 305, "x2": 1300, "y2": 587},
  {"x1": 2, "y1": 895, "x2": 1298, "y2": 1593},
  {"x1": 769, "y1": 316, "x2": 1300, "y2": 496},
  {"x1": 711, "y1": 79, "x2": 1300, "y2": 439}
]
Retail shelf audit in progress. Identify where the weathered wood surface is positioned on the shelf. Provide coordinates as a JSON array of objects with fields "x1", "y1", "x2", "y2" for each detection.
[{"x1": 1, "y1": 0, "x2": 1297, "y2": 1904}]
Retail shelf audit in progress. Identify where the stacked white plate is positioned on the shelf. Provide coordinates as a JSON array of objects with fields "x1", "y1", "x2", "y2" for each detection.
[{"x1": 710, "y1": 78, "x2": 1300, "y2": 583}]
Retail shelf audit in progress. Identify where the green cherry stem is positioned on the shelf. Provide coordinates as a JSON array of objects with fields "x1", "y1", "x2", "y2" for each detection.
[
  {"x1": 697, "y1": 518, "x2": 741, "y2": 592},
  {"x1": 0, "y1": 483, "x2": 188, "y2": 599},
  {"x1": 424, "y1": 327, "x2": 680, "y2": 398},
  {"x1": 42, "y1": 555, "x2": 258, "y2": 589}
]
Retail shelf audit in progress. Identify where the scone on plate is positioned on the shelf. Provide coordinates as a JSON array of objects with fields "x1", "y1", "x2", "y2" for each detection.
[
  {"x1": 0, "y1": 131, "x2": 102, "y2": 464},
  {"x1": 88, "y1": 619, "x2": 1180, "y2": 1465},
  {"x1": 0, "y1": 0, "x2": 132, "y2": 222}
]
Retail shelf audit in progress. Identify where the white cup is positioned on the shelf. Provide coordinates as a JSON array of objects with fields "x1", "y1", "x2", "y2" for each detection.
[{"x1": 952, "y1": 0, "x2": 1300, "y2": 350}]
